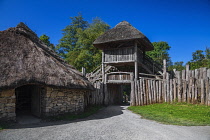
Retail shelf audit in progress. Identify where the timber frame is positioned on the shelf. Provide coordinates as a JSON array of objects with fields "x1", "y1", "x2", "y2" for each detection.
[{"x1": 87, "y1": 21, "x2": 165, "y2": 105}]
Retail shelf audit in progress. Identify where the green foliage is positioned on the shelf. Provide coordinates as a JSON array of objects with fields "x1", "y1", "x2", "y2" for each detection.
[
  {"x1": 57, "y1": 13, "x2": 88, "y2": 58},
  {"x1": 168, "y1": 61, "x2": 185, "y2": 71},
  {"x1": 128, "y1": 103, "x2": 210, "y2": 126},
  {"x1": 62, "y1": 16, "x2": 110, "y2": 72},
  {"x1": 147, "y1": 41, "x2": 172, "y2": 66},
  {"x1": 187, "y1": 47, "x2": 210, "y2": 70},
  {"x1": 39, "y1": 34, "x2": 56, "y2": 52}
]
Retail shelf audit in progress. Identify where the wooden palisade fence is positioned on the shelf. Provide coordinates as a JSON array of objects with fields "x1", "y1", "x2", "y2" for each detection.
[{"x1": 133, "y1": 66, "x2": 210, "y2": 106}]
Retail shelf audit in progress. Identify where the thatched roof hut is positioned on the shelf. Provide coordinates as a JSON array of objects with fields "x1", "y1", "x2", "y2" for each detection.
[
  {"x1": 93, "y1": 21, "x2": 154, "y2": 51},
  {"x1": 0, "y1": 22, "x2": 93, "y2": 90}
]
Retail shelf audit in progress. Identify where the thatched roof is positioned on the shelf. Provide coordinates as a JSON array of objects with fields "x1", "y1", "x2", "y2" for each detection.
[
  {"x1": 0, "y1": 22, "x2": 93, "y2": 90},
  {"x1": 93, "y1": 21, "x2": 154, "y2": 51}
]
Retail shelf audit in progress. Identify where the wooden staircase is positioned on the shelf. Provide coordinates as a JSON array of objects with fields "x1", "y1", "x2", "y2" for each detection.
[
  {"x1": 86, "y1": 65, "x2": 119, "y2": 83},
  {"x1": 87, "y1": 55, "x2": 164, "y2": 82},
  {"x1": 139, "y1": 54, "x2": 163, "y2": 78}
]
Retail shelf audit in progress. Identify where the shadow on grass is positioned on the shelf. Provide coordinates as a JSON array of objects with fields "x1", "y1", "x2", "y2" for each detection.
[{"x1": 7, "y1": 105, "x2": 126, "y2": 130}]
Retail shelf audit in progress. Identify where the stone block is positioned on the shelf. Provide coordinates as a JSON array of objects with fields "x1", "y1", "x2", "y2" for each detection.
[
  {"x1": 0, "y1": 98, "x2": 7, "y2": 104},
  {"x1": 6, "y1": 107, "x2": 15, "y2": 113},
  {"x1": 58, "y1": 92, "x2": 64, "y2": 96},
  {"x1": 7, "y1": 98, "x2": 16, "y2": 103},
  {"x1": 6, "y1": 103, "x2": 15, "y2": 107},
  {"x1": 0, "y1": 89, "x2": 14, "y2": 97},
  {"x1": 7, "y1": 113, "x2": 16, "y2": 117},
  {"x1": 50, "y1": 93, "x2": 57, "y2": 98}
]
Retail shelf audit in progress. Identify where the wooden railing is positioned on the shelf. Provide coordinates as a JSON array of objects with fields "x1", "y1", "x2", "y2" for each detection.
[
  {"x1": 104, "y1": 47, "x2": 135, "y2": 63},
  {"x1": 142, "y1": 54, "x2": 163, "y2": 74},
  {"x1": 106, "y1": 72, "x2": 134, "y2": 83}
]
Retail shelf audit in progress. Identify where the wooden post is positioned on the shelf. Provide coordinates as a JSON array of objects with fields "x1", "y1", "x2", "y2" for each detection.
[
  {"x1": 163, "y1": 59, "x2": 167, "y2": 79},
  {"x1": 201, "y1": 79, "x2": 205, "y2": 104},
  {"x1": 130, "y1": 73, "x2": 135, "y2": 106},
  {"x1": 163, "y1": 59, "x2": 167, "y2": 102},
  {"x1": 166, "y1": 73, "x2": 170, "y2": 102},
  {"x1": 134, "y1": 41, "x2": 138, "y2": 80},
  {"x1": 102, "y1": 51, "x2": 105, "y2": 83},
  {"x1": 208, "y1": 78, "x2": 210, "y2": 106},
  {"x1": 82, "y1": 67, "x2": 86, "y2": 76},
  {"x1": 177, "y1": 71, "x2": 182, "y2": 102},
  {"x1": 186, "y1": 65, "x2": 190, "y2": 81}
]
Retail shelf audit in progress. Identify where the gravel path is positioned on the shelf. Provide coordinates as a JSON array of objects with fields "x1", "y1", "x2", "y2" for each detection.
[{"x1": 0, "y1": 105, "x2": 210, "y2": 140}]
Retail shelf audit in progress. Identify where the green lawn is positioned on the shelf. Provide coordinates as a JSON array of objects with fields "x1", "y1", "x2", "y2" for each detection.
[
  {"x1": 46, "y1": 105, "x2": 103, "y2": 121},
  {"x1": 128, "y1": 103, "x2": 210, "y2": 126}
]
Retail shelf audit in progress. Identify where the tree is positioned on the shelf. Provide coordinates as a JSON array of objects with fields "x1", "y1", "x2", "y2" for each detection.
[
  {"x1": 65, "y1": 18, "x2": 110, "y2": 72},
  {"x1": 39, "y1": 34, "x2": 56, "y2": 52},
  {"x1": 146, "y1": 41, "x2": 171, "y2": 66},
  {"x1": 57, "y1": 13, "x2": 88, "y2": 58},
  {"x1": 168, "y1": 61, "x2": 185, "y2": 71},
  {"x1": 187, "y1": 50, "x2": 205, "y2": 69}
]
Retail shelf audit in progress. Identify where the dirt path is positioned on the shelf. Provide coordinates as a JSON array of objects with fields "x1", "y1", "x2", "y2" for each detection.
[{"x1": 0, "y1": 106, "x2": 210, "y2": 140}]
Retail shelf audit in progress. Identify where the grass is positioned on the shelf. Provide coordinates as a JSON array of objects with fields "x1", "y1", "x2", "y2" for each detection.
[
  {"x1": 128, "y1": 102, "x2": 210, "y2": 126},
  {"x1": 45, "y1": 105, "x2": 103, "y2": 121}
]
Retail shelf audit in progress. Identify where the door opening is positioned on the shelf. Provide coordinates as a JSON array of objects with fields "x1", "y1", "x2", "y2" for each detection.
[{"x1": 15, "y1": 85, "x2": 41, "y2": 117}]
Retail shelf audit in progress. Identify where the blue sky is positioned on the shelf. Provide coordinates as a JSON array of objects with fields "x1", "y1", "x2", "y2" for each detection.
[{"x1": 0, "y1": 0, "x2": 210, "y2": 64}]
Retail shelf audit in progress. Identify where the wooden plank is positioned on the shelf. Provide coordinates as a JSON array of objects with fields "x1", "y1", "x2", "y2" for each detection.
[
  {"x1": 163, "y1": 59, "x2": 167, "y2": 79},
  {"x1": 130, "y1": 75, "x2": 135, "y2": 106},
  {"x1": 173, "y1": 79, "x2": 177, "y2": 102},
  {"x1": 207, "y1": 69, "x2": 210, "y2": 79},
  {"x1": 134, "y1": 41, "x2": 138, "y2": 81},
  {"x1": 102, "y1": 51, "x2": 105, "y2": 83},
  {"x1": 205, "y1": 78, "x2": 209, "y2": 105},
  {"x1": 201, "y1": 79, "x2": 205, "y2": 104},
  {"x1": 140, "y1": 78, "x2": 143, "y2": 105},
  {"x1": 170, "y1": 79, "x2": 173, "y2": 102},
  {"x1": 188, "y1": 78, "x2": 192, "y2": 103},
  {"x1": 145, "y1": 80, "x2": 149, "y2": 105},
  {"x1": 194, "y1": 69, "x2": 198, "y2": 103},
  {"x1": 183, "y1": 80, "x2": 187, "y2": 102},
  {"x1": 159, "y1": 80, "x2": 162, "y2": 102},
  {"x1": 166, "y1": 73, "x2": 170, "y2": 102},
  {"x1": 137, "y1": 80, "x2": 142, "y2": 105},
  {"x1": 142, "y1": 78, "x2": 146, "y2": 105},
  {"x1": 186, "y1": 65, "x2": 190, "y2": 81},
  {"x1": 191, "y1": 77, "x2": 195, "y2": 104},
  {"x1": 156, "y1": 81, "x2": 159, "y2": 103},
  {"x1": 203, "y1": 67, "x2": 207, "y2": 79},
  {"x1": 194, "y1": 79, "x2": 198, "y2": 103},
  {"x1": 208, "y1": 78, "x2": 210, "y2": 106},
  {"x1": 139, "y1": 73, "x2": 163, "y2": 77},
  {"x1": 182, "y1": 70, "x2": 186, "y2": 80},
  {"x1": 153, "y1": 80, "x2": 157, "y2": 103},
  {"x1": 135, "y1": 81, "x2": 139, "y2": 106},
  {"x1": 148, "y1": 79, "x2": 152, "y2": 104},
  {"x1": 137, "y1": 80, "x2": 141, "y2": 106}
]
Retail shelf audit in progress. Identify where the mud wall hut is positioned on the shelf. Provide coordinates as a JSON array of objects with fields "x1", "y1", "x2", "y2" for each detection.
[{"x1": 0, "y1": 23, "x2": 93, "y2": 121}]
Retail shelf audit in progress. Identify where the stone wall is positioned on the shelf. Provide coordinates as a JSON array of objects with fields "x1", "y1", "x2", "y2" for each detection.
[
  {"x1": 0, "y1": 89, "x2": 16, "y2": 121},
  {"x1": 41, "y1": 87, "x2": 86, "y2": 116}
]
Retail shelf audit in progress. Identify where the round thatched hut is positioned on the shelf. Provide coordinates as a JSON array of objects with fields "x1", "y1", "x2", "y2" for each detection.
[{"x1": 0, "y1": 23, "x2": 93, "y2": 121}]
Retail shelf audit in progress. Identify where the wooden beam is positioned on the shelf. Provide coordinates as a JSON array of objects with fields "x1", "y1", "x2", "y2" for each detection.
[
  {"x1": 102, "y1": 51, "x2": 105, "y2": 83},
  {"x1": 134, "y1": 41, "x2": 138, "y2": 80}
]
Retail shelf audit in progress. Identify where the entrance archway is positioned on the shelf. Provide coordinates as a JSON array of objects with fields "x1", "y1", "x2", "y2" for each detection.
[{"x1": 15, "y1": 85, "x2": 41, "y2": 117}]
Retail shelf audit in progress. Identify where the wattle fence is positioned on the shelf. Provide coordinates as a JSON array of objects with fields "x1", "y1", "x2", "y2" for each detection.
[{"x1": 133, "y1": 67, "x2": 210, "y2": 106}]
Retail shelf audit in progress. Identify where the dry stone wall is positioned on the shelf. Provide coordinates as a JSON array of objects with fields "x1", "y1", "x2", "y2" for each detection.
[
  {"x1": 0, "y1": 89, "x2": 16, "y2": 121},
  {"x1": 42, "y1": 87, "x2": 86, "y2": 116}
]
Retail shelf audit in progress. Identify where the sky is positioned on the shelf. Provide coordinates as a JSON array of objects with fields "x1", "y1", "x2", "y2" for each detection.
[{"x1": 0, "y1": 0, "x2": 210, "y2": 64}]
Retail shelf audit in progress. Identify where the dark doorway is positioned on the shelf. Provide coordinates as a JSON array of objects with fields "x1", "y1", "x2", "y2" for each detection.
[
  {"x1": 122, "y1": 84, "x2": 131, "y2": 104},
  {"x1": 15, "y1": 85, "x2": 41, "y2": 117}
]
